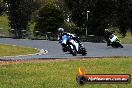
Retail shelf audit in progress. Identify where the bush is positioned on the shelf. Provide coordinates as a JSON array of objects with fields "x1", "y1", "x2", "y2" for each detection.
[
  {"x1": 34, "y1": 4, "x2": 64, "y2": 36},
  {"x1": 63, "y1": 22, "x2": 77, "y2": 33},
  {"x1": 6, "y1": 0, "x2": 33, "y2": 38}
]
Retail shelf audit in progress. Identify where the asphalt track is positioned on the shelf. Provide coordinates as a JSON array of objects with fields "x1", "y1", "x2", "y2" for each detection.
[{"x1": 0, "y1": 38, "x2": 132, "y2": 60}]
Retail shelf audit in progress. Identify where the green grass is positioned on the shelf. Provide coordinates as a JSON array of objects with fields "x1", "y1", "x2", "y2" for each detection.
[
  {"x1": 0, "y1": 44, "x2": 39, "y2": 56},
  {"x1": 120, "y1": 37, "x2": 132, "y2": 44},
  {"x1": 0, "y1": 16, "x2": 9, "y2": 35},
  {"x1": 0, "y1": 57, "x2": 132, "y2": 88}
]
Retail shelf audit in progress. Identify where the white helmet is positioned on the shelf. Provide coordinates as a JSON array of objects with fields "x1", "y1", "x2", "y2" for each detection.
[
  {"x1": 58, "y1": 28, "x2": 64, "y2": 32},
  {"x1": 105, "y1": 29, "x2": 109, "y2": 32}
]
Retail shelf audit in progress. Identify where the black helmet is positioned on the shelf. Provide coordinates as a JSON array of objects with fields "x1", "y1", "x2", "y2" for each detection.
[{"x1": 109, "y1": 34, "x2": 114, "y2": 39}]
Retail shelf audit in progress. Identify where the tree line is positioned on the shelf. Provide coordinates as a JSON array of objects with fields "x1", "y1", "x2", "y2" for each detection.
[
  {"x1": 65, "y1": 0, "x2": 132, "y2": 37},
  {"x1": 0, "y1": 0, "x2": 132, "y2": 38}
]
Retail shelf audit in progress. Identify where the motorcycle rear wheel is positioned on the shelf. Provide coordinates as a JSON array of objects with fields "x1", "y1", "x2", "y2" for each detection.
[{"x1": 82, "y1": 52, "x2": 87, "y2": 56}]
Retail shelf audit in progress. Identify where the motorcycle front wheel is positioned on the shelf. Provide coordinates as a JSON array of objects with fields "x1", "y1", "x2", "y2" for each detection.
[{"x1": 68, "y1": 44, "x2": 77, "y2": 56}]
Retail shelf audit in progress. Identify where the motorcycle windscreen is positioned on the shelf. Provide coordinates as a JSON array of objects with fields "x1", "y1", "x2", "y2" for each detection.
[
  {"x1": 62, "y1": 35, "x2": 69, "y2": 44},
  {"x1": 109, "y1": 35, "x2": 117, "y2": 42}
]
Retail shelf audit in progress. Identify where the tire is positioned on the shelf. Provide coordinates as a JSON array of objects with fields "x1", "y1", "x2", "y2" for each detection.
[
  {"x1": 116, "y1": 42, "x2": 123, "y2": 48},
  {"x1": 71, "y1": 50, "x2": 77, "y2": 56},
  {"x1": 82, "y1": 52, "x2": 87, "y2": 56},
  {"x1": 62, "y1": 47, "x2": 67, "y2": 52},
  {"x1": 119, "y1": 44, "x2": 123, "y2": 48},
  {"x1": 81, "y1": 49, "x2": 87, "y2": 56},
  {"x1": 68, "y1": 44, "x2": 77, "y2": 56},
  {"x1": 111, "y1": 42, "x2": 123, "y2": 48},
  {"x1": 79, "y1": 47, "x2": 87, "y2": 56}
]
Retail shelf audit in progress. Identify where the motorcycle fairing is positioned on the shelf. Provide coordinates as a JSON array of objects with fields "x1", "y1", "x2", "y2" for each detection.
[
  {"x1": 69, "y1": 39, "x2": 79, "y2": 51},
  {"x1": 61, "y1": 35, "x2": 70, "y2": 44},
  {"x1": 109, "y1": 35, "x2": 117, "y2": 42}
]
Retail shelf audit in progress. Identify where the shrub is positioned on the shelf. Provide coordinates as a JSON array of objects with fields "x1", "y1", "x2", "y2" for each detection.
[{"x1": 34, "y1": 4, "x2": 64, "y2": 36}]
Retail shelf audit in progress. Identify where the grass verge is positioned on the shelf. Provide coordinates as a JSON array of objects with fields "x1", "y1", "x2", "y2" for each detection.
[
  {"x1": 0, "y1": 44, "x2": 39, "y2": 57},
  {"x1": 0, "y1": 57, "x2": 131, "y2": 88}
]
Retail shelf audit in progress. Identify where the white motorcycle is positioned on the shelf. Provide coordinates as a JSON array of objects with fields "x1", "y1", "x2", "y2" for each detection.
[
  {"x1": 109, "y1": 34, "x2": 123, "y2": 48},
  {"x1": 61, "y1": 35, "x2": 87, "y2": 56}
]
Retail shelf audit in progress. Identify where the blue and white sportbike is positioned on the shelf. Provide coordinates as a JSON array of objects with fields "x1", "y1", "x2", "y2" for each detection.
[{"x1": 60, "y1": 34, "x2": 87, "y2": 56}]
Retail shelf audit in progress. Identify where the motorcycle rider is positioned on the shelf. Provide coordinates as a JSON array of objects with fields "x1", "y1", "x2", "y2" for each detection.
[
  {"x1": 58, "y1": 28, "x2": 83, "y2": 50},
  {"x1": 58, "y1": 27, "x2": 64, "y2": 41},
  {"x1": 104, "y1": 29, "x2": 113, "y2": 46}
]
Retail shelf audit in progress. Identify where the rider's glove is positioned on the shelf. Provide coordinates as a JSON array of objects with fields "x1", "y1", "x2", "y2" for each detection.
[{"x1": 59, "y1": 39, "x2": 62, "y2": 43}]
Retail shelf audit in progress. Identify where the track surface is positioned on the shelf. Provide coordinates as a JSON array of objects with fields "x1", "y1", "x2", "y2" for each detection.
[{"x1": 0, "y1": 38, "x2": 132, "y2": 60}]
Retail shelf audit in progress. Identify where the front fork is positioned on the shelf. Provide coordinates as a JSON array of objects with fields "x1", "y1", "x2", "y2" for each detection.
[{"x1": 69, "y1": 40, "x2": 79, "y2": 52}]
